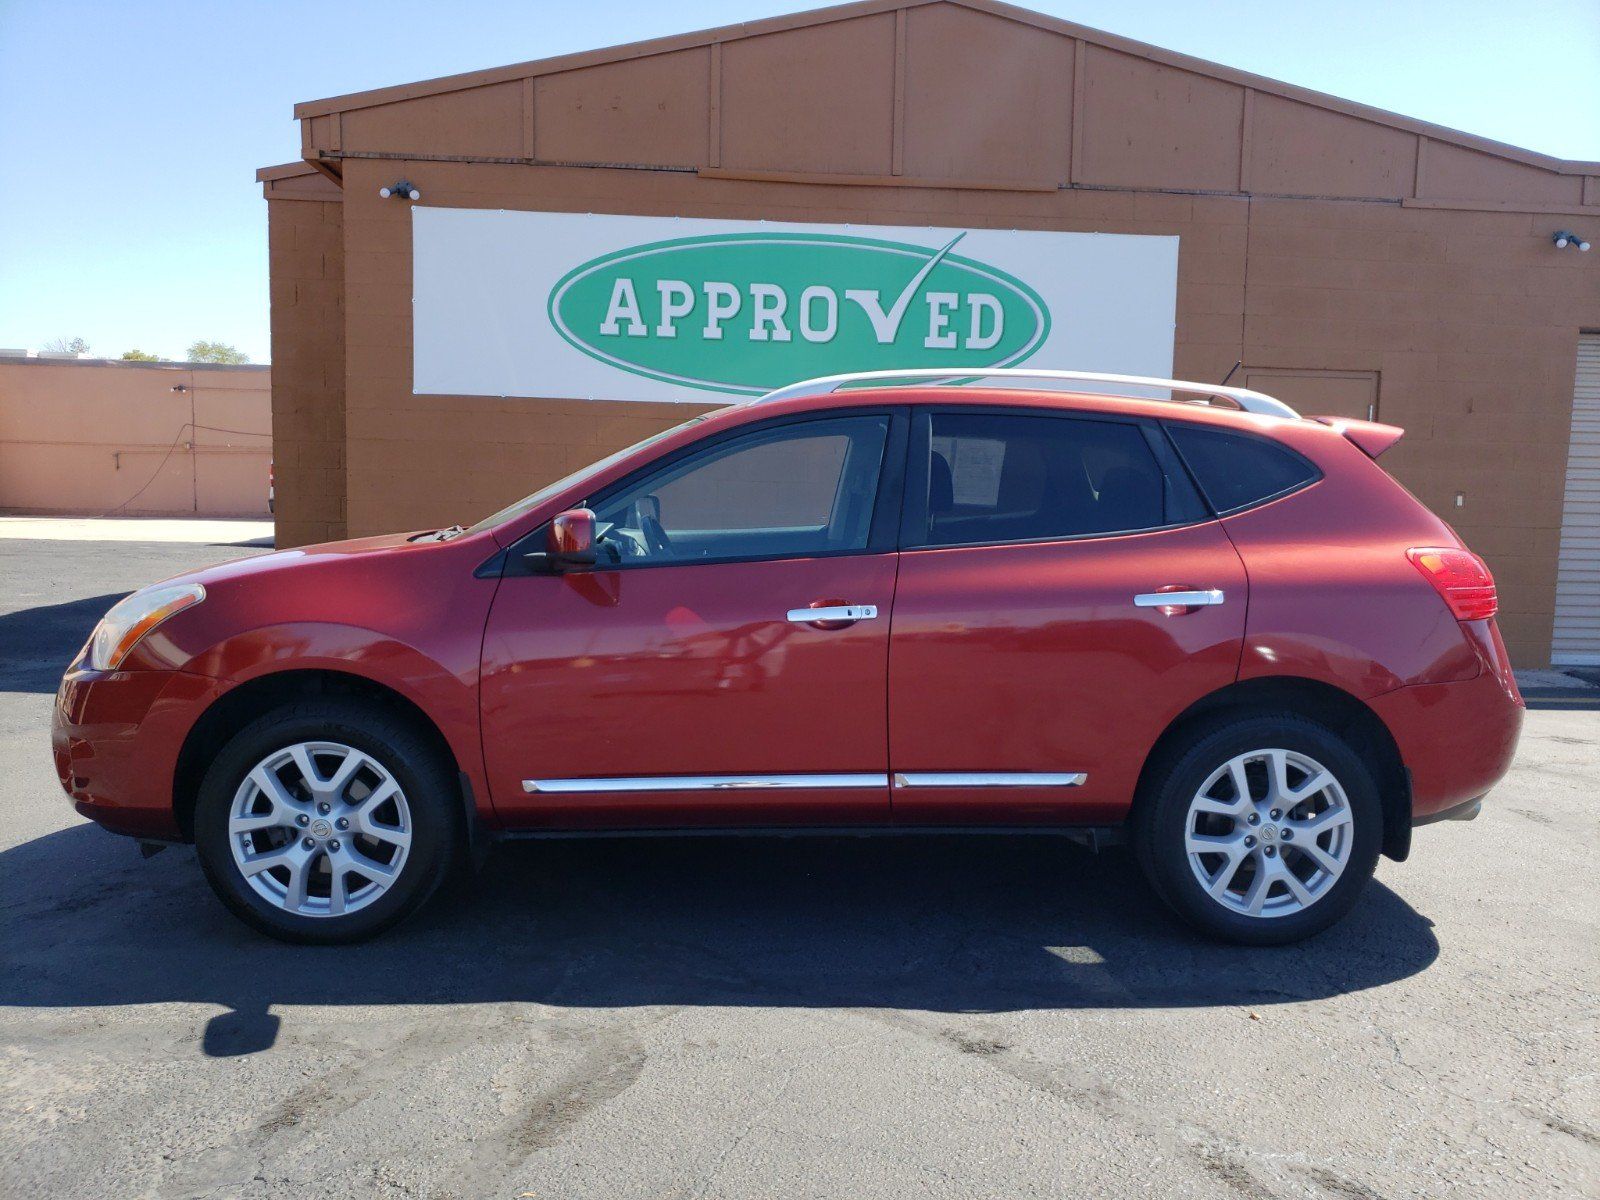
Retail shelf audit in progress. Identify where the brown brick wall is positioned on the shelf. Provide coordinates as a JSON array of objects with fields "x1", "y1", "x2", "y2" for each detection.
[
  {"x1": 335, "y1": 158, "x2": 1256, "y2": 543},
  {"x1": 265, "y1": 2, "x2": 1600, "y2": 665},
  {"x1": 1239, "y1": 198, "x2": 1596, "y2": 664},
  {"x1": 320, "y1": 155, "x2": 1596, "y2": 666},
  {"x1": 267, "y1": 195, "x2": 347, "y2": 547}
]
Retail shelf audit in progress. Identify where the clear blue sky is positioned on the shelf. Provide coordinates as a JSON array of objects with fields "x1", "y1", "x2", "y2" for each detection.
[{"x1": 1, "y1": 0, "x2": 1595, "y2": 364}]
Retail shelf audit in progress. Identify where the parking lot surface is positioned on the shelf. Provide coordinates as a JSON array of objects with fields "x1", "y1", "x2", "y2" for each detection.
[{"x1": 2, "y1": 536, "x2": 1596, "y2": 1199}]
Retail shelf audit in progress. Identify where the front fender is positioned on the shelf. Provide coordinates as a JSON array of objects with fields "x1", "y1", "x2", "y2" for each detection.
[{"x1": 147, "y1": 620, "x2": 495, "y2": 828}]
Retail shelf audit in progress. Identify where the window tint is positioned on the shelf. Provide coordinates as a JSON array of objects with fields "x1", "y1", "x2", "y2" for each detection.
[
  {"x1": 589, "y1": 416, "x2": 889, "y2": 565},
  {"x1": 921, "y1": 412, "x2": 1204, "y2": 547},
  {"x1": 1165, "y1": 424, "x2": 1319, "y2": 513}
]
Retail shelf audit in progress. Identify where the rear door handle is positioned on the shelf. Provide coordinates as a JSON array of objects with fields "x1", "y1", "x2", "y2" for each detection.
[
  {"x1": 1134, "y1": 589, "x2": 1225, "y2": 609},
  {"x1": 787, "y1": 604, "x2": 878, "y2": 626}
]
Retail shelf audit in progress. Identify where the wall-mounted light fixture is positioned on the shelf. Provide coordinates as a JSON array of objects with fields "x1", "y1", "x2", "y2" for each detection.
[
  {"x1": 1553, "y1": 230, "x2": 1591, "y2": 252},
  {"x1": 379, "y1": 180, "x2": 421, "y2": 201}
]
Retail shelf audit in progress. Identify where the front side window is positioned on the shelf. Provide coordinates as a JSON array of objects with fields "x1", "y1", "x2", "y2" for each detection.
[
  {"x1": 920, "y1": 411, "x2": 1203, "y2": 547},
  {"x1": 588, "y1": 416, "x2": 890, "y2": 565}
]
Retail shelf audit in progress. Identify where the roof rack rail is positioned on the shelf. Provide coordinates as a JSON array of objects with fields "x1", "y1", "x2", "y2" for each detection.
[{"x1": 755, "y1": 369, "x2": 1300, "y2": 420}]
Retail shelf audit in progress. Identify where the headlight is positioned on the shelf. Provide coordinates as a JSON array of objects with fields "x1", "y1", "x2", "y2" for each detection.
[{"x1": 86, "y1": 583, "x2": 206, "y2": 671}]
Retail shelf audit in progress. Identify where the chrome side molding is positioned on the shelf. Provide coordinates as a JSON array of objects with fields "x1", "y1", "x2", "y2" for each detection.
[
  {"x1": 892, "y1": 772, "x2": 1087, "y2": 788},
  {"x1": 1134, "y1": 589, "x2": 1225, "y2": 608},
  {"x1": 522, "y1": 773, "x2": 886, "y2": 794},
  {"x1": 522, "y1": 770, "x2": 1089, "y2": 794}
]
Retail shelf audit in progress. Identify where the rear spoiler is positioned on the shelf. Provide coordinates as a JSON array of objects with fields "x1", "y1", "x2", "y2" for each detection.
[{"x1": 1311, "y1": 416, "x2": 1405, "y2": 459}]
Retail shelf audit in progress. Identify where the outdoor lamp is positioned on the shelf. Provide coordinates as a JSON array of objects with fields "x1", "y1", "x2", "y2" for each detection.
[{"x1": 379, "y1": 180, "x2": 422, "y2": 201}]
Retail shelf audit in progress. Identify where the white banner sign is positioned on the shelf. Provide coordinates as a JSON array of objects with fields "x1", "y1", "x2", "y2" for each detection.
[{"x1": 412, "y1": 209, "x2": 1178, "y2": 402}]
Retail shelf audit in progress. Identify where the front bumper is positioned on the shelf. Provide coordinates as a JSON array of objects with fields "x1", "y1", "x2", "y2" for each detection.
[{"x1": 52, "y1": 662, "x2": 223, "y2": 840}]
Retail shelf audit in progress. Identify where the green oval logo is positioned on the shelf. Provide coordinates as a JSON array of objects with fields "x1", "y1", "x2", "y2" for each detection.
[{"x1": 548, "y1": 232, "x2": 1050, "y2": 395}]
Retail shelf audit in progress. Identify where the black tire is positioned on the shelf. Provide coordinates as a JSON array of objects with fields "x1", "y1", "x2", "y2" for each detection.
[
  {"x1": 1132, "y1": 713, "x2": 1382, "y2": 946},
  {"x1": 193, "y1": 699, "x2": 461, "y2": 944}
]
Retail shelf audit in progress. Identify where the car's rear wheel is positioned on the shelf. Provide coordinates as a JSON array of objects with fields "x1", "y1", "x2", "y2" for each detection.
[
  {"x1": 193, "y1": 699, "x2": 460, "y2": 944},
  {"x1": 1134, "y1": 714, "x2": 1382, "y2": 945}
]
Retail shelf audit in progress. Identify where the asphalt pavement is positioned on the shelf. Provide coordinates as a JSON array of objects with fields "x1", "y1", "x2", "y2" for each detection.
[{"x1": 2, "y1": 533, "x2": 1596, "y2": 1199}]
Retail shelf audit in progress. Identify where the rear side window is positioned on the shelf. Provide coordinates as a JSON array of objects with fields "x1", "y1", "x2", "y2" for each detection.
[
  {"x1": 920, "y1": 412, "x2": 1205, "y2": 547},
  {"x1": 1165, "y1": 424, "x2": 1320, "y2": 514}
]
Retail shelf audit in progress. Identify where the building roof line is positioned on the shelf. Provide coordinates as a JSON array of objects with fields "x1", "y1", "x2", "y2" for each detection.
[
  {"x1": 256, "y1": 161, "x2": 321, "y2": 183},
  {"x1": 0, "y1": 357, "x2": 268, "y2": 372},
  {"x1": 290, "y1": 0, "x2": 1599, "y2": 176},
  {"x1": 967, "y1": 0, "x2": 1597, "y2": 174},
  {"x1": 292, "y1": 0, "x2": 919, "y2": 119}
]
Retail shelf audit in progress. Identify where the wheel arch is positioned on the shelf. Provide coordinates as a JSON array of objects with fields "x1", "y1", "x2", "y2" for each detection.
[
  {"x1": 1135, "y1": 675, "x2": 1411, "y2": 861},
  {"x1": 171, "y1": 668, "x2": 476, "y2": 844}
]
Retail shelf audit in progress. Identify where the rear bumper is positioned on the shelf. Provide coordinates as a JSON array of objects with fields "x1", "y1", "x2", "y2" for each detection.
[
  {"x1": 52, "y1": 663, "x2": 222, "y2": 840},
  {"x1": 1371, "y1": 639, "x2": 1523, "y2": 825},
  {"x1": 1414, "y1": 795, "x2": 1483, "y2": 826}
]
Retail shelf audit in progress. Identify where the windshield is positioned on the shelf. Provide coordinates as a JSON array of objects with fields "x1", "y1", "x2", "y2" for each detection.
[{"x1": 463, "y1": 417, "x2": 707, "y2": 535}]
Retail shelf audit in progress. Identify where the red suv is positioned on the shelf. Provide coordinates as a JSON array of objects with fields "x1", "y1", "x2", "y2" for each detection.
[{"x1": 52, "y1": 370, "x2": 1522, "y2": 945}]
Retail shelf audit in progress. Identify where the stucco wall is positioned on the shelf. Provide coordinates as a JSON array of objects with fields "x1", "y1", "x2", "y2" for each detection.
[{"x1": 0, "y1": 360, "x2": 271, "y2": 517}]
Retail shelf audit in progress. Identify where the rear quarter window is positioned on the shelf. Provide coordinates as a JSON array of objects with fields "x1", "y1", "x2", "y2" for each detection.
[{"x1": 1165, "y1": 423, "x2": 1321, "y2": 514}]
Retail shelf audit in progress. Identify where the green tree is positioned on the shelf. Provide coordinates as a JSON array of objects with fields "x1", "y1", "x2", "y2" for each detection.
[
  {"x1": 186, "y1": 340, "x2": 249, "y2": 364},
  {"x1": 120, "y1": 348, "x2": 160, "y2": 362},
  {"x1": 43, "y1": 335, "x2": 90, "y2": 355}
]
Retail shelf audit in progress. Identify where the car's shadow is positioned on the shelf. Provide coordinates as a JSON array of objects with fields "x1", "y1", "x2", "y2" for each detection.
[
  {"x1": 0, "y1": 592, "x2": 124, "y2": 693},
  {"x1": 1, "y1": 823, "x2": 1439, "y2": 1055},
  {"x1": 208, "y1": 535, "x2": 275, "y2": 549}
]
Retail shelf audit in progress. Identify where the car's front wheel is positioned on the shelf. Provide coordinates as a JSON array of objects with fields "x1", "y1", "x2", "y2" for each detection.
[
  {"x1": 193, "y1": 699, "x2": 461, "y2": 943},
  {"x1": 1134, "y1": 714, "x2": 1383, "y2": 945}
]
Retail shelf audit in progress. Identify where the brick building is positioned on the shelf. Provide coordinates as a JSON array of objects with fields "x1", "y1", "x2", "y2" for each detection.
[{"x1": 257, "y1": 0, "x2": 1600, "y2": 666}]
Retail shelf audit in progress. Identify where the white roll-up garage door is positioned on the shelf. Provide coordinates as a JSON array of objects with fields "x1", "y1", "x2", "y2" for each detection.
[{"x1": 1553, "y1": 333, "x2": 1600, "y2": 665}]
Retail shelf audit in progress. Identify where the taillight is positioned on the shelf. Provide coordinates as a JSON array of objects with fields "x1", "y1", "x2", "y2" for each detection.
[{"x1": 1407, "y1": 547, "x2": 1497, "y2": 621}]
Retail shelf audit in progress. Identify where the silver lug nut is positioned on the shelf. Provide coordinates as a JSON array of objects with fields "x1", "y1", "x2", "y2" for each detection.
[
  {"x1": 1281, "y1": 829, "x2": 1294, "y2": 841},
  {"x1": 1264, "y1": 846, "x2": 1277, "y2": 857},
  {"x1": 1247, "y1": 813, "x2": 1260, "y2": 825},
  {"x1": 1270, "y1": 809, "x2": 1281, "y2": 820},
  {"x1": 336, "y1": 817, "x2": 349, "y2": 830},
  {"x1": 301, "y1": 837, "x2": 315, "y2": 849},
  {"x1": 328, "y1": 839, "x2": 340, "y2": 852},
  {"x1": 296, "y1": 814, "x2": 309, "y2": 827},
  {"x1": 318, "y1": 802, "x2": 331, "y2": 815},
  {"x1": 1244, "y1": 835, "x2": 1256, "y2": 848}
]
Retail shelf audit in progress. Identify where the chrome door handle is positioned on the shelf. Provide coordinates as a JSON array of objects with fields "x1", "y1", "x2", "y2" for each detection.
[
  {"x1": 1134, "y1": 589, "x2": 1225, "y2": 609},
  {"x1": 787, "y1": 604, "x2": 878, "y2": 624}
]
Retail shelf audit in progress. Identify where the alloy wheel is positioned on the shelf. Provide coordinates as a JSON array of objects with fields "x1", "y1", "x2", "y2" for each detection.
[
  {"x1": 227, "y1": 741, "x2": 412, "y2": 918},
  {"x1": 1183, "y1": 747, "x2": 1353, "y2": 919}
]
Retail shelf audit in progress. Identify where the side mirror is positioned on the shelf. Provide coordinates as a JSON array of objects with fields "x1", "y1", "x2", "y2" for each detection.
[{"x1": 545, "y1": 508, "x2": 598, "y2": 570}]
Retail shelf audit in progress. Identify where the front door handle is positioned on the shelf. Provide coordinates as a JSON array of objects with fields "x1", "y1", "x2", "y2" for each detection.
[
  {"x1": 787, "y1": 604, "x2": 878, "y2": 628},
  {"x1": 1134, "y1": 588, "x2": 1225, "y2": 610}
]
